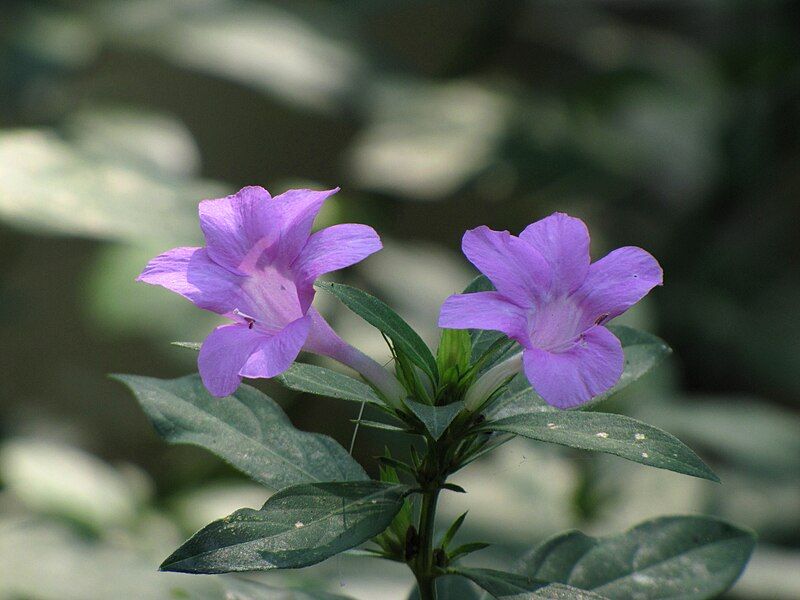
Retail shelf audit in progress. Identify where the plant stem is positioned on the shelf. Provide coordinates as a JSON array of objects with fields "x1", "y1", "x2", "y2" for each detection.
[{"x1": 414, "y1": 486, "x2": 441, "y2": 600}]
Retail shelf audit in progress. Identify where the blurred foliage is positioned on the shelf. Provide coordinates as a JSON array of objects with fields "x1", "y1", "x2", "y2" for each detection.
[{"x1": 1, "y1": 1, "x2": 798, "y2": 598}]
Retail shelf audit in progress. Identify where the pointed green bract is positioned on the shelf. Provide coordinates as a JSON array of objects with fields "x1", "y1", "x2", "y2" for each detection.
[
  {"x1": 113, "y1": 374, "x2": 366, "y2": 489},
  {"x1": 161, "y1": 481, "x2": 408, "y2": 573},
  {"x1": 521, "y1": 516, "x2": 756, "y2": 599},
  {"x1": 317, "y1": 281, "x2": 438, "y2": 382},
  {"x1": 477, "y1": 411, "x2": 719, "y2": 481},
  {"x1": 448, "y1": 542, "x2": 490, "y2": 561},
  {"x1": 437, "y1": 328, "x2": 472, "y2": 391},
  {"x1": 439, "y1": 512, "x2": 467, "y2": 550},
  {"x1": 276, "y1": 363, "x2": 384, "y2": 406},
  {"x1": 404, "y1": 398, "x2": 464, "y2": 440}
]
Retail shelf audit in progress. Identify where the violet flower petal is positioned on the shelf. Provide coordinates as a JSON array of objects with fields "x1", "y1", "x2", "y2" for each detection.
[
  {"x1": 461, "y1": 226, "x2": 551, "y2": 305},
  {"x1": 574, "y1": 246, "x2": 663, "y2": 326},
  {"x1": 293, "y1": 223, "x2": 382, "y2": 289},
  {"x1": 520, "y1": 212, "x2": 590, "y2": 295},
  {"x1": 198, "y1": 324, "x2": 269, "y2": 397},
  {"x1": 198, "y1": 186, "x2": 273, "y2": 273},
  {"x1": 267, "y1": 188, "x2": 339, "y2": 265},
  {"x1": 236, "y1": 264, "x2": 306, "y2": 329},
  {"x1": 136, "y1": 246, "x2": 243, "y2": 313},
  {"x1": 522, "y1": 325, "x2": 624, "y2": 409},
  {"x1": 438, "y1": 291, "x2": 528, "y2": 341},
  {"x1": 240, "y1": 315, "x2": 312, "y2": 379}
]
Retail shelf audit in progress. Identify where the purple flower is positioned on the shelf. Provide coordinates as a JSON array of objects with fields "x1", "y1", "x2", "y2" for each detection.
[
  {"x1": 138, "y1": 186, "x2": 391, "y2": 398},
  {"x1": 439, "y1": 213, "x2": 663, "y2": 409}
]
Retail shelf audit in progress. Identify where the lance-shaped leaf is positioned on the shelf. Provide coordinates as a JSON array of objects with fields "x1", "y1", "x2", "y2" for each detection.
[
  {"x1": 276, "y1": 363, "x2": 384, "y2": 406},
  {"x1": 223, "y1": 578, "x2": 355, "y2": 600},
  {"x1": 520, "y1": 515, "x2": 756, "y2": 600},
  {"x1": 476, "y1": 411, "x2": 718, "y2": 481},
  {"x1": 317, "y1": 281, "x2": 438, "y2": 382},
  {"x1": 113, "y1": 374, "x2": 366, "y2": 488},
  {"x1": 160, "y1": 481, "x2": 408, "y2": 573},
  {"x1": 490, "y1": 326, "x2": 671, "y2": 418},
  {"x1": 404, "y1": 399, "x2": 465, "y2": 440},
  {"x1": 451, "y1": 567, "x2": 607, "y2": 599}
]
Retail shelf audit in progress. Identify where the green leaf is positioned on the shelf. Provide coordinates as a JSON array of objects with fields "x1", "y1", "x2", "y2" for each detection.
[
  {"x1": 113, "y1": 374, "x2": 366, "y2": 489},
  {"x1": 520, "y1": 516, "x2": 756, "y2": 599},
  {"x1": 441, "y1": 483, "x2": 467, "y2": 494},
  {"x1": 477, "y1": 411, "x2": 719, "y2": 481},
  {"x1": 448, "y1": 542, "x2": 491, "y2": 561},
  {"x1": 353, "y1": 420, "x2": 411, "y2": 434},
  {"x1": 317, "y1": 281, "x2": 438, "y2": 382},
  {"x1": 489, "y1": 373, "x2": 555, "y2": 419},
  {"x1": 490, "y1": 326, "x2": 672, "y2": 418},
  {"x1": 160, "y1": 481, "x2": 408, "y2": 573},
  {"x1": 451, "y1": 567, "x2": 607, "y2": 599},
  {"x1": 439, "y1": 512, "x2": 467, "y2": 550},
  {"x1": 404, "y1": 399, "x2": 465, "y2": 440},
  {"x1": 276, "y1": 363, "x2": 384, "y2": 406},
  {"x1": 223, "y1": 578, "x2": 355, "y2": 599}
]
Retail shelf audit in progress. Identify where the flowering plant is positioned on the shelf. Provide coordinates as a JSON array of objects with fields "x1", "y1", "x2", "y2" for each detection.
[{"x1": 117, "y1": 186, "x2": 754, "y2": 599}]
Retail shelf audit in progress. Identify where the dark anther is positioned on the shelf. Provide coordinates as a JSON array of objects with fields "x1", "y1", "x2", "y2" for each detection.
[
  {"x1": 247, "y1": 320, "x2": 254, "y2": 329},
  {"x1": 404, "y1": 525, "x2": 420, "y2": 561},
  {"x1": 594, "y1": 313, "x2": 610, "y2": 326}
]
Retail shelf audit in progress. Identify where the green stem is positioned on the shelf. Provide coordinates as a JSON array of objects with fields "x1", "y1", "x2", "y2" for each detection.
[{"x1": 414, "y1": 487, "x2": 441, "y2": 600}]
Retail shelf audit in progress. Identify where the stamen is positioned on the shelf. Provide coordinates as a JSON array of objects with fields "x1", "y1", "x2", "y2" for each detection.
[
  {"x1": 233, "y1": 308, "x2": 257, "y2": 329},
  {"x1": 594, "y1": 313, "x2": 610, "y2": 326}
]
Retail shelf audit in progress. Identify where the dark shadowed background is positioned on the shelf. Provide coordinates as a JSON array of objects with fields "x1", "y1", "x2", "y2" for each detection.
[{"x1": 1, "y1": 1, "x2": 798, "y2": 598}]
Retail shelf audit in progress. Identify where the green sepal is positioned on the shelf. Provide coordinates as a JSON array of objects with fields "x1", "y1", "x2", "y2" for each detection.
[{"x1": 436, "y1": 328, "x2": 471, "y2": 386}]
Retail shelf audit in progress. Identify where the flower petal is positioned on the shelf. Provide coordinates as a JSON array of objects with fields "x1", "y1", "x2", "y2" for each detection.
[
  {"x1": 237, "y1": 264, "x2": 307, "y2": 329},
  {"x1": 137, "y1": 247, "x2": 242, "y2": 314},
  {"x1": 461, "y1": 226, "x2": 551, "y2": 306},
  {"x1": 268, "y1": 188, "x2": 339, "y2": 265},
  {"x1": 198, "y1": 324, "x2": 268, "y2": 397},
  {"x1": 522, "y1": 325, "x2": 623, "y2": 409},
  {"x1": 239, "y1": 315, "x2": 311, "y2": 379},
  {"x1": 293, "y1": 223, "x2": 382, "y2": 285},
  {"x1": 198, "y1": 186, "x2": 273, "y2": 272},
  {"x1": 574, "y1": 246, "x2": 663, "y2": 325},
  {"x1": 438, "y1": 291, "x2": 528, "y2": 342},
  {"x1": 520, "y1": 212, "x2": 590, "y2": 295}
]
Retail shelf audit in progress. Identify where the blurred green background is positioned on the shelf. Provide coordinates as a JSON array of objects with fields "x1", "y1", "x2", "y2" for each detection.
[{"x1": 1, "y1": 1, "x2": 799, "y2": 598}]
